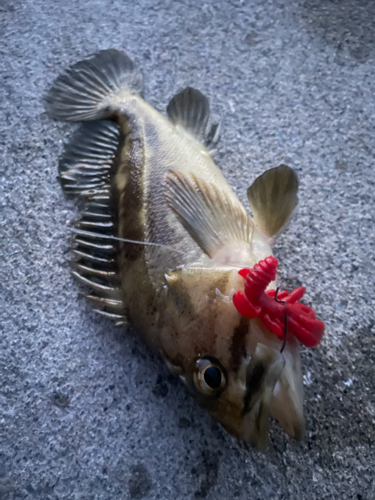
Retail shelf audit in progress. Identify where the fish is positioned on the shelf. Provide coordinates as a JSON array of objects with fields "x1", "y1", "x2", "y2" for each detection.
[{"x1": 44, "y1": 49, "x2": 324, "y2": 448}]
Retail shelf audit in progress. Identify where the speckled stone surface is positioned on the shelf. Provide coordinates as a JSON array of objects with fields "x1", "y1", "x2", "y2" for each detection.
[{"x1": 1, "y1": 0, "x2": 375, "y2": 499}]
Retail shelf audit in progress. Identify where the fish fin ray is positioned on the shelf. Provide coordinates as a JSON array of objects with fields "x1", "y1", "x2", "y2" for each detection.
[
  {"x1": 67, "y1": 191, "x2": 127, "y2": 323},
  {"x1": 167, "y1": 87, "x2": 221, "y2": 151},
  {"x1": 247, "y1": 165, "x2": 298, "y2": 239},
  {"x1": 59, "y1": 120, "x2": 120, "y2": 197},
  {"x1": 93, "y1": 309, "x2": 127, "y2": 322},
  {"x1": 44, "y1": 49, "x2": 143, "y2": 121},
  {"x1": 165, "y1": 171, "x2": 254, "y2": 258},
  {"x1": 85, "y1": 295, "x2": 124, "y2": 310}
]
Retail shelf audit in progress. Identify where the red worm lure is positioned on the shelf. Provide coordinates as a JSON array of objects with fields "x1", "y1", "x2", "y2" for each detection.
[{"x1": 233, "y1": 256, "x2": 325, "y2": 348}]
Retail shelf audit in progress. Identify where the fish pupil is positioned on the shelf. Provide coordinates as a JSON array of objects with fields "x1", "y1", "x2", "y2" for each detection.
[{"x1": 204, "y1": 366, "x2": 222, "y2": 389}]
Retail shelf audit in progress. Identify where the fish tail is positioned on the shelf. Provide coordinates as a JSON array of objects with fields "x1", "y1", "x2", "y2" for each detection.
[
  {"x1": 44, "y1": 49, "x2": 143, "y2": 122},
  {"x1": 44, "y1": 51, "x2": 143, "y2": 324}
]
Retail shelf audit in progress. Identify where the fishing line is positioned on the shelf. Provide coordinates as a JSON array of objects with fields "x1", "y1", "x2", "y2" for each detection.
[
  {"x1": 69, "y1": 227, "x2": 186, "y2": 255},
  {"x1": 69, "y1": 228, "x2": 257, "y2": 267},
  {"x1": 274, "y1": 287, "x2": 288, "y2": 353}
]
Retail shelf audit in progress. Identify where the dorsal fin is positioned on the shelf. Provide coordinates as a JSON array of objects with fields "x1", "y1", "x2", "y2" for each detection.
[
  {"x1": 59, "y1": 120, "x2": 120, "y2": 196},
  {"x1": 167, "y1": 87, "x2": 221, "y2": 151},
  {"x1": 247, "y1": 165, "x2": 298, "y2": 240},
  {"x1": 69, "y1": 189, "x2": 127, "y2": 326},
  {"x1": 165, "y1": 171, "x2": 254, "y2": 259},
  {"x1": 56, "y1": 119, "x2": 126, "y2": 324}
]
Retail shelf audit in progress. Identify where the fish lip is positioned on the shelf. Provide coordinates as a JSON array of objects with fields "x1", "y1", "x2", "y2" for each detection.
[
  {"x1": 239, "y1": 343, "x2": 286, "y2": 447},
  {"x1": 241, "y1": 360, "x2": 268, "y2": 417},
  {"x1": 242, "y1": 343, "x2": 286, "y2": 415}
]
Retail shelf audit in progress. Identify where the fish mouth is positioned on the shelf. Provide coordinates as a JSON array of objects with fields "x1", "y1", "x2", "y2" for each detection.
[
  {"x1": 239, "y1": 342, "x2": 304, "y2": 448},
  {"x1": 237, "y1": 343, "x2": 285, "y2": 448}
]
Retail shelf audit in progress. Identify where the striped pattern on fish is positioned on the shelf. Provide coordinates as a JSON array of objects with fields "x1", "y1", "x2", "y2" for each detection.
[{"x1": 44, "y1": 49, "x2": 314, "y2": 448}]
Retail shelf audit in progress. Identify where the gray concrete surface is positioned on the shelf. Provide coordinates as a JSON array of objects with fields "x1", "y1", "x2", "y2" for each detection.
[{"x1": 1, "y1": 0, "x2": 375, "y2": 498}]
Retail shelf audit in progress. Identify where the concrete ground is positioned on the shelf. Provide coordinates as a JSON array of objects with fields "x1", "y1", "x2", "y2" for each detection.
[{"x1": 1, "y1": 0, "x2": 374, "y2": 498}]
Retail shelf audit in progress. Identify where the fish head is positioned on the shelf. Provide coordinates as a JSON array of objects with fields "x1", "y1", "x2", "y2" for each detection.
[
  {"x1": 183, "y1": 322, "x2": 304, "y2": 448},
  {"x1": 163, "y1": 267, "x2": 305, "y2": 448}
]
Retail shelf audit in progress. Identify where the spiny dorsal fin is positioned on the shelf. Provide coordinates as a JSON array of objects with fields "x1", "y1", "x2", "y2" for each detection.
[
  {"x1": 167, "y1": 87, "x2": 221, "y2": 151},
  {"x1": 247, "y1": 165, "x2": 298, "y2": 239},
  {"x1": 59, "y1": 120, "x2": 120, "y2": 197},
  {"x1": 44, "y1": 49, "x2": 143, "y2": 122},
  {"x1": 69, "y1": 191, "x2": 127, "y2": 324},
  {"x1": 165, "y1": 171, "x2": 254, "y2": 259}
]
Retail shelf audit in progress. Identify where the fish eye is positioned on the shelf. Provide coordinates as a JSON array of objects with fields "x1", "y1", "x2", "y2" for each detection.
[
  {"x1": 203, "y1": 365, "x2": 222, "y2": 389},
  {"x1": 194, "y1": 358, "x2": 226, "y2": 397}
]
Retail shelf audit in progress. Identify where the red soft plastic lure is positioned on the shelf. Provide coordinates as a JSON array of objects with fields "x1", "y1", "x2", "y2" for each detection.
[{"x1": 233, "y1": 256, "x2": 324, "y2": 348}]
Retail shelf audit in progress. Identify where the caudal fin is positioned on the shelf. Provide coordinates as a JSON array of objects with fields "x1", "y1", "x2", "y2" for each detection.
[{"x1": 44, "y1": 49, "x2": 143, "y2": 122}]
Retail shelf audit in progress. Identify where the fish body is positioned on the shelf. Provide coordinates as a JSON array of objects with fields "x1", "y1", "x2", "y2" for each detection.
[{"x1": 45, "y1": 49, "x2": 323, "y2": 447}]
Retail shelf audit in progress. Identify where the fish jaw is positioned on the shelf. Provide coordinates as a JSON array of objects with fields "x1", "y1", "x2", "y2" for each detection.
[
  {"x1": 241, "y1": 330, "x2": 305, "y2": 445},
  {"x1": 268, "y1": 335, "x2": 305, "y2": 440},
  {"x1": 202, "y1": 332, "x2": 305, "y2": 448}
]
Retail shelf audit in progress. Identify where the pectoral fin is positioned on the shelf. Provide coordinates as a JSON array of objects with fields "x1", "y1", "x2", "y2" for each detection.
[
  {"x1": 165, "y1": 171, "x2": 254, "y2": 259},
  {"x1": 247, "y1": 165, "x2": 298, "y2": 239}
]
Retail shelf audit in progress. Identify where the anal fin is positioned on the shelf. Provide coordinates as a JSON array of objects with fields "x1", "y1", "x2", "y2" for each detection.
[{"x1": 167, "y1": 87, "x2": 220, "y2": 152}]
